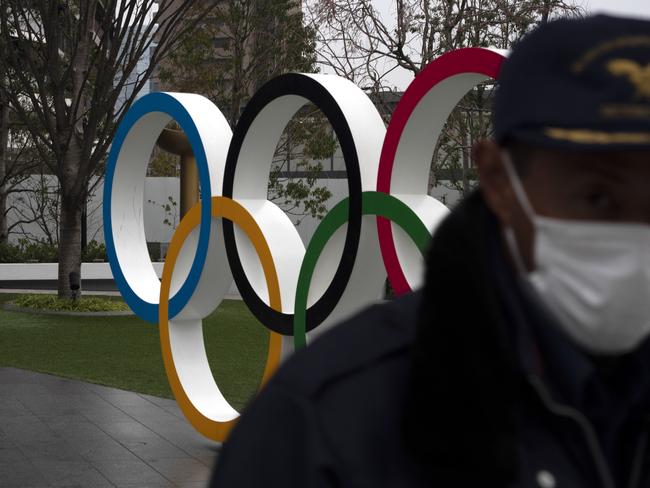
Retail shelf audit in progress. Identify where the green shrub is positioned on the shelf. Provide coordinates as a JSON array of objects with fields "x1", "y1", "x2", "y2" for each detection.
[
  {"x1": 0, "y1": 239, "x2": 58, "y2": 263},
  {"x1": 81, "y1": 240, "x2": 107, "y2": 262},
  {"x1": 13, "y1": 294, "x2": 130, "y2": 312},
  {"x1": 0, "y1": 239, "x2": 163, "y2": 263},
  {"x1": 147, "y1": 242, "x2": 162, "y2": 261},
  {"x1": 0, "y1": 241, "x2": 22, "y2": 263},
  {"x1": 0, "y1": 239, "x2": 112, "y2": 263}
]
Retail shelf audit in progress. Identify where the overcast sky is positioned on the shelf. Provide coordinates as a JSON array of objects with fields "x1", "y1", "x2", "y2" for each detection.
[
  {"x1": 347, "y1": 0, "x2": 649, "y2": 89},
  {"x1": 582, "y1": 0, "x2": 649, "y2": 18}
]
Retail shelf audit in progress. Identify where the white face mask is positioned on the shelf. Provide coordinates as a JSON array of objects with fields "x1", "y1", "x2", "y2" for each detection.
[{"x1": 501, "y1": 151, "x2": 650, "y2": 355}]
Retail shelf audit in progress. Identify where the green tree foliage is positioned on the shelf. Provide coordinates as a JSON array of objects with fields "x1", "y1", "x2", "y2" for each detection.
[{"x1": 159, "y1": 0, "x2": 334, "y2": 221}]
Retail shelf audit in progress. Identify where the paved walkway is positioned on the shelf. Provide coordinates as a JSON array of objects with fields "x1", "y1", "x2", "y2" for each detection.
[{"x1": 0, "y1": 368, "x2": 220, "y2": 487}]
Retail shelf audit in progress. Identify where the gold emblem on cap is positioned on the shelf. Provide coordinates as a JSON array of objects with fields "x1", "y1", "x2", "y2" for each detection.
[
  {"x1": 607, "y1": 59, "x2": 650, "y2": 100},
  {"x1": 572, "y1": 36, "x2": 650, "y2": 73},
  {"x1": 545, "y1": 127, "x2": 650, "y2": 144}
]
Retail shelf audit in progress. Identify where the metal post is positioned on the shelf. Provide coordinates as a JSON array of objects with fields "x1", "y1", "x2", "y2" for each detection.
[
  {"x1": 156, "y1": 128, "x2": 199, "y2": 218},
  {"x1": 180, "y1": 153, "x2": 199, "y2": 217}
]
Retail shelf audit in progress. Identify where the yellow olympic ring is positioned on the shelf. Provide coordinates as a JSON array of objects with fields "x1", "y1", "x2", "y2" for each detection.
[{"x1": 159, "y1": 196, "x2": 283, "y2": 441}]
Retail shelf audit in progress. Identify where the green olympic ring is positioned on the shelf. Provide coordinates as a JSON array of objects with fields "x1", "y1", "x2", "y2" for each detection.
[{"x1": 293, "y1": 191, "x2": 431, "y2": 349}]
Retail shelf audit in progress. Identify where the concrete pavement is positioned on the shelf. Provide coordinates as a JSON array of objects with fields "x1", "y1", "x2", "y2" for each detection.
[{"x1": 0, "y1": 368, "x2": 221, "y2": 487}]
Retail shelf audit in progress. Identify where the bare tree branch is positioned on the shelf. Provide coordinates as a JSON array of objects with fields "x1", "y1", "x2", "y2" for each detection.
[{"x1": 0, "y1": 0, "x2": 221, "y2": 297}]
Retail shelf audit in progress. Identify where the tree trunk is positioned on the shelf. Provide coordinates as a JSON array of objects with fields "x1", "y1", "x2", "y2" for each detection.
[
  {"x1": 541, "y1": 0, "x2": 551, "y2": 23},
  {"x1": 57, "y1": 139, "x2": 83, "y2": 299},
  {"x1": 57, "y1": 0, "x2": 91, "y2": 299},
  {"x1": 0, "y1": 188, "x2": 7, "y2": 244},
  {"x1": 58, "y1": 192, "x2": 82, "y2": 299},
  {"x1": 428, "y1": 145, "x2": 440, "y2": 195},
  {"x1": 0, "y1": 97, "x2": 8, "y2": 244},
  {"x1": 461, "y1": 130, "x2": 470, "y2": 195}
]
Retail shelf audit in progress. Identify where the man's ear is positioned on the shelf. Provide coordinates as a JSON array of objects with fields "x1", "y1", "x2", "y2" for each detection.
[{"x1": 473, "y1": 139, "x2": 517, "y2": 227}]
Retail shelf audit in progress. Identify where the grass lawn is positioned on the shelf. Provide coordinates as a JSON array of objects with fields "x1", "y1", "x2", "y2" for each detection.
[{"x1": 0, "y1": 293, "x2": 268, "y2": 410}]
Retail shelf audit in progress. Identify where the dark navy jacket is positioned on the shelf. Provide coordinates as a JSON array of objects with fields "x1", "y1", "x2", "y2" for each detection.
[{"x1": 210, "y1": 192, "x2": 650, "y2": 487}]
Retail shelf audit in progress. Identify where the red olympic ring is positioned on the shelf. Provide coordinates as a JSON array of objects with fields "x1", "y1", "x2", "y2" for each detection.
[{"x1": 377, "y1": 47, "x2": 505, "y2": 295}]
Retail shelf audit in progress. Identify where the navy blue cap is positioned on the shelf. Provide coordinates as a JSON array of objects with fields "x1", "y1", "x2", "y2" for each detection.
[{"x1": 494, "y1": 15, "x2": 650, "y2": 149}]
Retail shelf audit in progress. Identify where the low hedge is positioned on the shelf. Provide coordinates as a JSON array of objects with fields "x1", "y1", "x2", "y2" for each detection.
[
  {"x1": 13, "y1": 294, "x2": 130, "y2": 312},
  {"x1": 0, "y1": 240, "x2": 165, "y2": 263},
  {"x1": 0, "y1": 239, "x2": 108, "y2": 263}
]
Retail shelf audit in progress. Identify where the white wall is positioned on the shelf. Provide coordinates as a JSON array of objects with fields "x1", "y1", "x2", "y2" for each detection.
[
  {"x1": 7, "y1": 174, "x2": 464, "y2": 245},
  {"x1": 6, "y1": 176, "x2": 180, "y2": 247},
  {"x1": 4, "y1": 174, "x2": 462, "y2": 298}
]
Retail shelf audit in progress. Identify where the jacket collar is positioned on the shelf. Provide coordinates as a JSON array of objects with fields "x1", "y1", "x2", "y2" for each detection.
[{"x1": 402, "y1": 190, "x2": 650, "y2": 482}]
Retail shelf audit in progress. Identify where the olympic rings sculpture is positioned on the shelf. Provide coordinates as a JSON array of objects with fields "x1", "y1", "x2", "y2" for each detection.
[{"x1": 104, "y1": 47, "x2": 506, "y2": 441}]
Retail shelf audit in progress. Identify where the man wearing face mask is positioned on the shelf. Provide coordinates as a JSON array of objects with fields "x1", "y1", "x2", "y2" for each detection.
[{"x1": 211, "y1": 15, "x2": 650, "y2": 488}]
